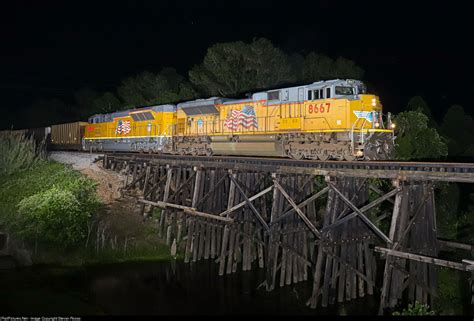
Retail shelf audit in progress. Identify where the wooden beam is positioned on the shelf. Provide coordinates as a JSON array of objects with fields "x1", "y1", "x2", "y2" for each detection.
[
  {"x1": 229, "y1": 173, "x2": 270, "y2": 231},
  {"x1": 370, "y1": 185, "x2": 395, "y2": 204},
  {"x1": 194, "y1": 174, "x2": 227, "y2": 208},
  {"x1": 329, "y1": 183, "x2": 392, "y2": 245},
  {"x1": 439, "y1": 239, "x2": 474, "y2": 251},
  {"x1": 219, "y1": 185, "x2": 273, "y2": 217},
  {"x1": 375, "y1": 246, "x2": 474, "y2": 272},
  {"x1": 138, "y1": 199, "x2": 234, "y2": 223},
  {"x1": 323, "y1": 187, "x2": 401, "y2": 232},
  {"x1": 273, "y1": 179, "x2": 321, "y2": 238},
  {"x1": 270, "y1": 186, "x2": 329, "y2": 226}
]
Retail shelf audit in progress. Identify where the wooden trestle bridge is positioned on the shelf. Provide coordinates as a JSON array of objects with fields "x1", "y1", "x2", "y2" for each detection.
[{"x1": 100, "y1": 153, "x2": 474, "y2": 314}]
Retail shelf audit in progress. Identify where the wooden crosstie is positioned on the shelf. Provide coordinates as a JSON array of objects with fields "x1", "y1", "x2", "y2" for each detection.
[{"x1": 101, "y1": 154, "x2": 474, "y2": 314}]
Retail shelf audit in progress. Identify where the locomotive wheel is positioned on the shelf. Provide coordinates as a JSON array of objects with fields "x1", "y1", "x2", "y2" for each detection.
[
  {"x1": 343, "y1": 149, "x2": 356, "y2": 161},
  {"x1": 289, "y1": 149, "x2": 304, "y2": 160},
  {"x1": 316, "y1": 150, "x2": 329, "y2": 161}
]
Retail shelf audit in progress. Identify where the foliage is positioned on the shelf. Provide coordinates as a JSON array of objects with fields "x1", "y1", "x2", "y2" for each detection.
[
  {"x1": 434, "y1": 268, "x2": 464, "y2": 315},
  {"x1": 440, "y1": 105, "x2": 474, "y2": 157},
  {"x1": 392, "y1": 301, "x2": 435, "y2": 316},
  {"x1": 436, "y1": 183, "x2": 460, "y2": 239},
  {"x1": 0, "y1": 131, "x2": 42, "y2": 176},
  {"x1": 189, "y1": 38, "x2": 365, "y2": 97},
  {"x1": 189, "y1": 38, "x2": 294, "y2": 96},
  {"x1": 0, "y1": 160, "x2": 100, "y2": 249},
  {"x1": 117, "y1": 68, "x2": 196, "y2": 108},
  {"x1": 406, "y1": 96, "x2": 438, "y2": 129},
  {"x1": 394, "y1": 111, "x2": 448, "y2": 160},
  {"x1": 457, "y1": 193, "x2": 474, "y2": 244},
  {"x1": 301, "y1": 53, "x2": 364, "y2": 82},
  {"x1": 15, "y1": 186, "x2": 91, "y2": 248},
  {"x1": 91, "y1": 92, "x2": 121, "y2": 114}
]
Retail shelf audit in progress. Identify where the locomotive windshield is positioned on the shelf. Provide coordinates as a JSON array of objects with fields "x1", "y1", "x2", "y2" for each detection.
[{"x1": 335, "y1": 86, "x2": 355, "y2": 95}]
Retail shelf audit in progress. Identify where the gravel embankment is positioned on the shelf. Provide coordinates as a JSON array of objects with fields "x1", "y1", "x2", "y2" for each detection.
[
  {"x1": 48, "y1": 151, "x2": 123, "y2": 204},
  {"x1": 49, "y1": 151, "x2": 103, "y2": 171}
]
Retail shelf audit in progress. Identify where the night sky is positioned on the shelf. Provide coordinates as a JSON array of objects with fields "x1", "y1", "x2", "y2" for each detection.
[{"x1": 1, "y1": 0, "x2": 473, "y2": 129}]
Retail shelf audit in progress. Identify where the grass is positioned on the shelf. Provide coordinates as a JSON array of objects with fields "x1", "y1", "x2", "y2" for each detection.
[
  {"x1": 0, "y1": 160, "x2": 83, "y2": 225},
  {"x1": 0, "y1": 159, "x2": 178, "y2": 267}
]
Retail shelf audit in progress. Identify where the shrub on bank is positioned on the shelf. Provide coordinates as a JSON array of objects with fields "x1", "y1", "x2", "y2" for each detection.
[
  {"x1": 15, "y1": 186, "x2": 93, "y2": 248},
  {"x1": 1, "y1": 157, "x2": 100, "y2": 250}
]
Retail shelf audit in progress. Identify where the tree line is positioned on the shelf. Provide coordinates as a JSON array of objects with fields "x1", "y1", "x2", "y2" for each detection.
[
  {"x1": 21, "y1": 38, "x2": 363, "y2": 127},
  {"x1": 20, "y1": 37, "x2": 473, "y2": 161}
]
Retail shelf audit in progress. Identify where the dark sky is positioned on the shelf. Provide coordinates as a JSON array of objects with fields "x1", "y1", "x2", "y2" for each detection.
[{"x1": 1, "y1": 0, "x2": 473, "y2": 129}]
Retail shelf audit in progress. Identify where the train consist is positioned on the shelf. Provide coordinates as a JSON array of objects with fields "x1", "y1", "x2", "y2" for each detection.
[{"x1": 5, "y1": 79, "x2": 396, "y2": 161}]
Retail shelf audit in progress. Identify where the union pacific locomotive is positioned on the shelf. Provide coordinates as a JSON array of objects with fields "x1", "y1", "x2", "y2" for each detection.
[{"x1": 84, "y1": 79, "x2": 395, "y2": 161}]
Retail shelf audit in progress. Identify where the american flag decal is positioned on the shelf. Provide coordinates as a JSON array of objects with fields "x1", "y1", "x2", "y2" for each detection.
[
  {"x1": 116, "y1": 120, "x2": 131, "y2": 135},
  {"x1": 224, "y1": 105, "x2": 258, "y2": 130}
]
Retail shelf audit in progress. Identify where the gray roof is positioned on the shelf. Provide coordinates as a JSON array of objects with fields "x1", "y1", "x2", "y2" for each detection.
[{"x1": 177, "y1": 97, "x2": 229, "y2": 115}]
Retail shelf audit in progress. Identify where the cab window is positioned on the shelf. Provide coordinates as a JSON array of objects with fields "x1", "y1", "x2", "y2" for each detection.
[
  {"x1": 326, "y1": 87, "x2": 331, "y2": 98},
  {"x1": 335, "y1": 86, "x2": 355, "y2": 95}
]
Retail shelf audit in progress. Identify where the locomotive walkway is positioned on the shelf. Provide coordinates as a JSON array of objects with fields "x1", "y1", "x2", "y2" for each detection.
[{"x1": 99, "y1": 152, "x2": 474, "y2": 314}]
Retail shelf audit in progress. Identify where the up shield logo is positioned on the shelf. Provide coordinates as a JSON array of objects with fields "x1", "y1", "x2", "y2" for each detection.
[{"x1": 353, "y1": 111, "x2": 374, "y2": 122}]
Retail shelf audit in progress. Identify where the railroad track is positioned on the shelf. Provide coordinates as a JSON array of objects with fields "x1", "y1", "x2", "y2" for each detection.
[{"x1": 101, "y1": 152, "x2": 474, "y2": 183}]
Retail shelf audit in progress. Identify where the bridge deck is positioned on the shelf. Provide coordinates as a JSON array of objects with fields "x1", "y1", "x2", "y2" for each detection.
[{"x1": 102, "y1": 153, "x2": 474, "y2": 183}]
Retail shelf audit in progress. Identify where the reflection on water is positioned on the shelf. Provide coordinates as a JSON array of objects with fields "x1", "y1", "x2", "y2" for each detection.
[{"x1": 1, "y1": 260, "x2": 378, "y2": 315}]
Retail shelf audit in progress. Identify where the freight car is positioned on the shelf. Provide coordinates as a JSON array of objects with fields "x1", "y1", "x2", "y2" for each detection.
[
  {"x1": 50, "y1": 121, "x2": 87, "y2": 150},
  {"x1": 83, "y1": 79, "x2": 395, "y2": 161}
]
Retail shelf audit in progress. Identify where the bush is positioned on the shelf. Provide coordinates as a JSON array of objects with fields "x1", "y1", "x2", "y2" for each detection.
[
  {"x1": 15, "y1": 186, "x2": 92, "y2": 248},
  {"x1": 0, "y1": 131, "x2": 42, "y2": 175},
  {"x1": 392, "y1": 301, "x2": 435, "y2": 316}
]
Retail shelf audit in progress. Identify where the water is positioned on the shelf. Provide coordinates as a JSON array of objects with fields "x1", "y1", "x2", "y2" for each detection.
[{"x1": 0, "y1": 260, "x2": 378, "y2": 315}]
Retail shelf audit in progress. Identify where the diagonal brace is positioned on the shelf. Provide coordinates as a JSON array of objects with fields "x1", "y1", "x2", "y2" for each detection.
[
  {"x1": 329, "y1": 183, "x2": 392, "y2": 245},
  {"x1": 273, "y1": 179, "x2": 321, "y2": 239},
  {"x1": 323, "y1": 187, "x2": 401, "y2": 232},
  {"x1": 219, "y1": 185, "x2": 274, "y2": 217},
  {"x1": 229, "y1": 174, "x2": 270, "y2": 232},
  {"x1": 270, "y1": 186, "x2": 329, "y2": 226}
]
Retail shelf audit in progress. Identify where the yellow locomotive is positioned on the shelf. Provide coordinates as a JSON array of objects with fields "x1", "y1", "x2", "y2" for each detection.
[{"x1": 83, "y1": 79, "x2": 395, "y2": 160}]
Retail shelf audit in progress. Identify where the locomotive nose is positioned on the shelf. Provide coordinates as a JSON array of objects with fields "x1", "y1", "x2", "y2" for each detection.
[{"x1": 360, "y1": 94, "x2": 382, "y2": 110}]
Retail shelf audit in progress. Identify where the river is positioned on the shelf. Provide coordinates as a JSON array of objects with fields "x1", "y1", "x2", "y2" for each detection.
[{"x1": 0, "y1": 260, "x2": 379, "y2": 315}]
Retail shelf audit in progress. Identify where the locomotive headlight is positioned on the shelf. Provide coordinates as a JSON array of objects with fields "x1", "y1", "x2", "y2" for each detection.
[
  {"x1": 390, "y1": 123, "x2": 396, "y2": 129},
  {"x1": 371, "y1": 98, "x2": 376, "y2": 107},
  {"x1": 375, "y1": 122, "x2": 380, "y2": 128}
]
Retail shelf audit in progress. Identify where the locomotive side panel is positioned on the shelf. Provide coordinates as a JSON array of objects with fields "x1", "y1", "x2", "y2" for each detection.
[{"x1": 84, "y1": 106, "x2": 176, "y2": 152}]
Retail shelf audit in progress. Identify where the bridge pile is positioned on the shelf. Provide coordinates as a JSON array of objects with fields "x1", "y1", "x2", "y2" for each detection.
[{"x1": 101, "y1": 154, "x2": 474, "y2": 313}]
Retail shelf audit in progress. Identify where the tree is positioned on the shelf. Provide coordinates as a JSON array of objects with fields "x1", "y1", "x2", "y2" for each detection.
[
  {"x1": 440, "y1": 105, "x2": 474, "y2": 157},
  {"x1": 301, "y1": 53, "x2": 334, "y2": 82},
  {"x1": 117, "y1": 68, "x2": 196, "y2": 108},
  {"x1": 301, "y1": 53, "x2": 364, "y2": 82},
  {"x1": 91, "y1": 92, "x2": 121, "y2": 114},
  {"x1": 407, "y1": 96, "x2": 438, "y2": 129},
  {"x1": 394, "y1": 111, "x2": 448, "y2": 160},
  {"x1": 189, "y1": 38, "x2": 293, "y2": 96},
  {"x1": 333, "y1": 57, "x2": 365, "y2": 79}
]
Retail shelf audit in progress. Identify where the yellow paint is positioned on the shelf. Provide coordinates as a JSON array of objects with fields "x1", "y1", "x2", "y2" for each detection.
[
  {"x1": 177, "y1": 94, "x2": 391, "y2": 137},
  {"x1": 84, "y1": 110, "x2": 176, "y2": 140}
]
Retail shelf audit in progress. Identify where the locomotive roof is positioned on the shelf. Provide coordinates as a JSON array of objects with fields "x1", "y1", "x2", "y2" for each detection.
[
  {"x1": 90, "y1": 104, "x2": 176, "y2": 119},
  {"x1": 177, "y1": 97, "x2": 230, "y2": 115}
]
